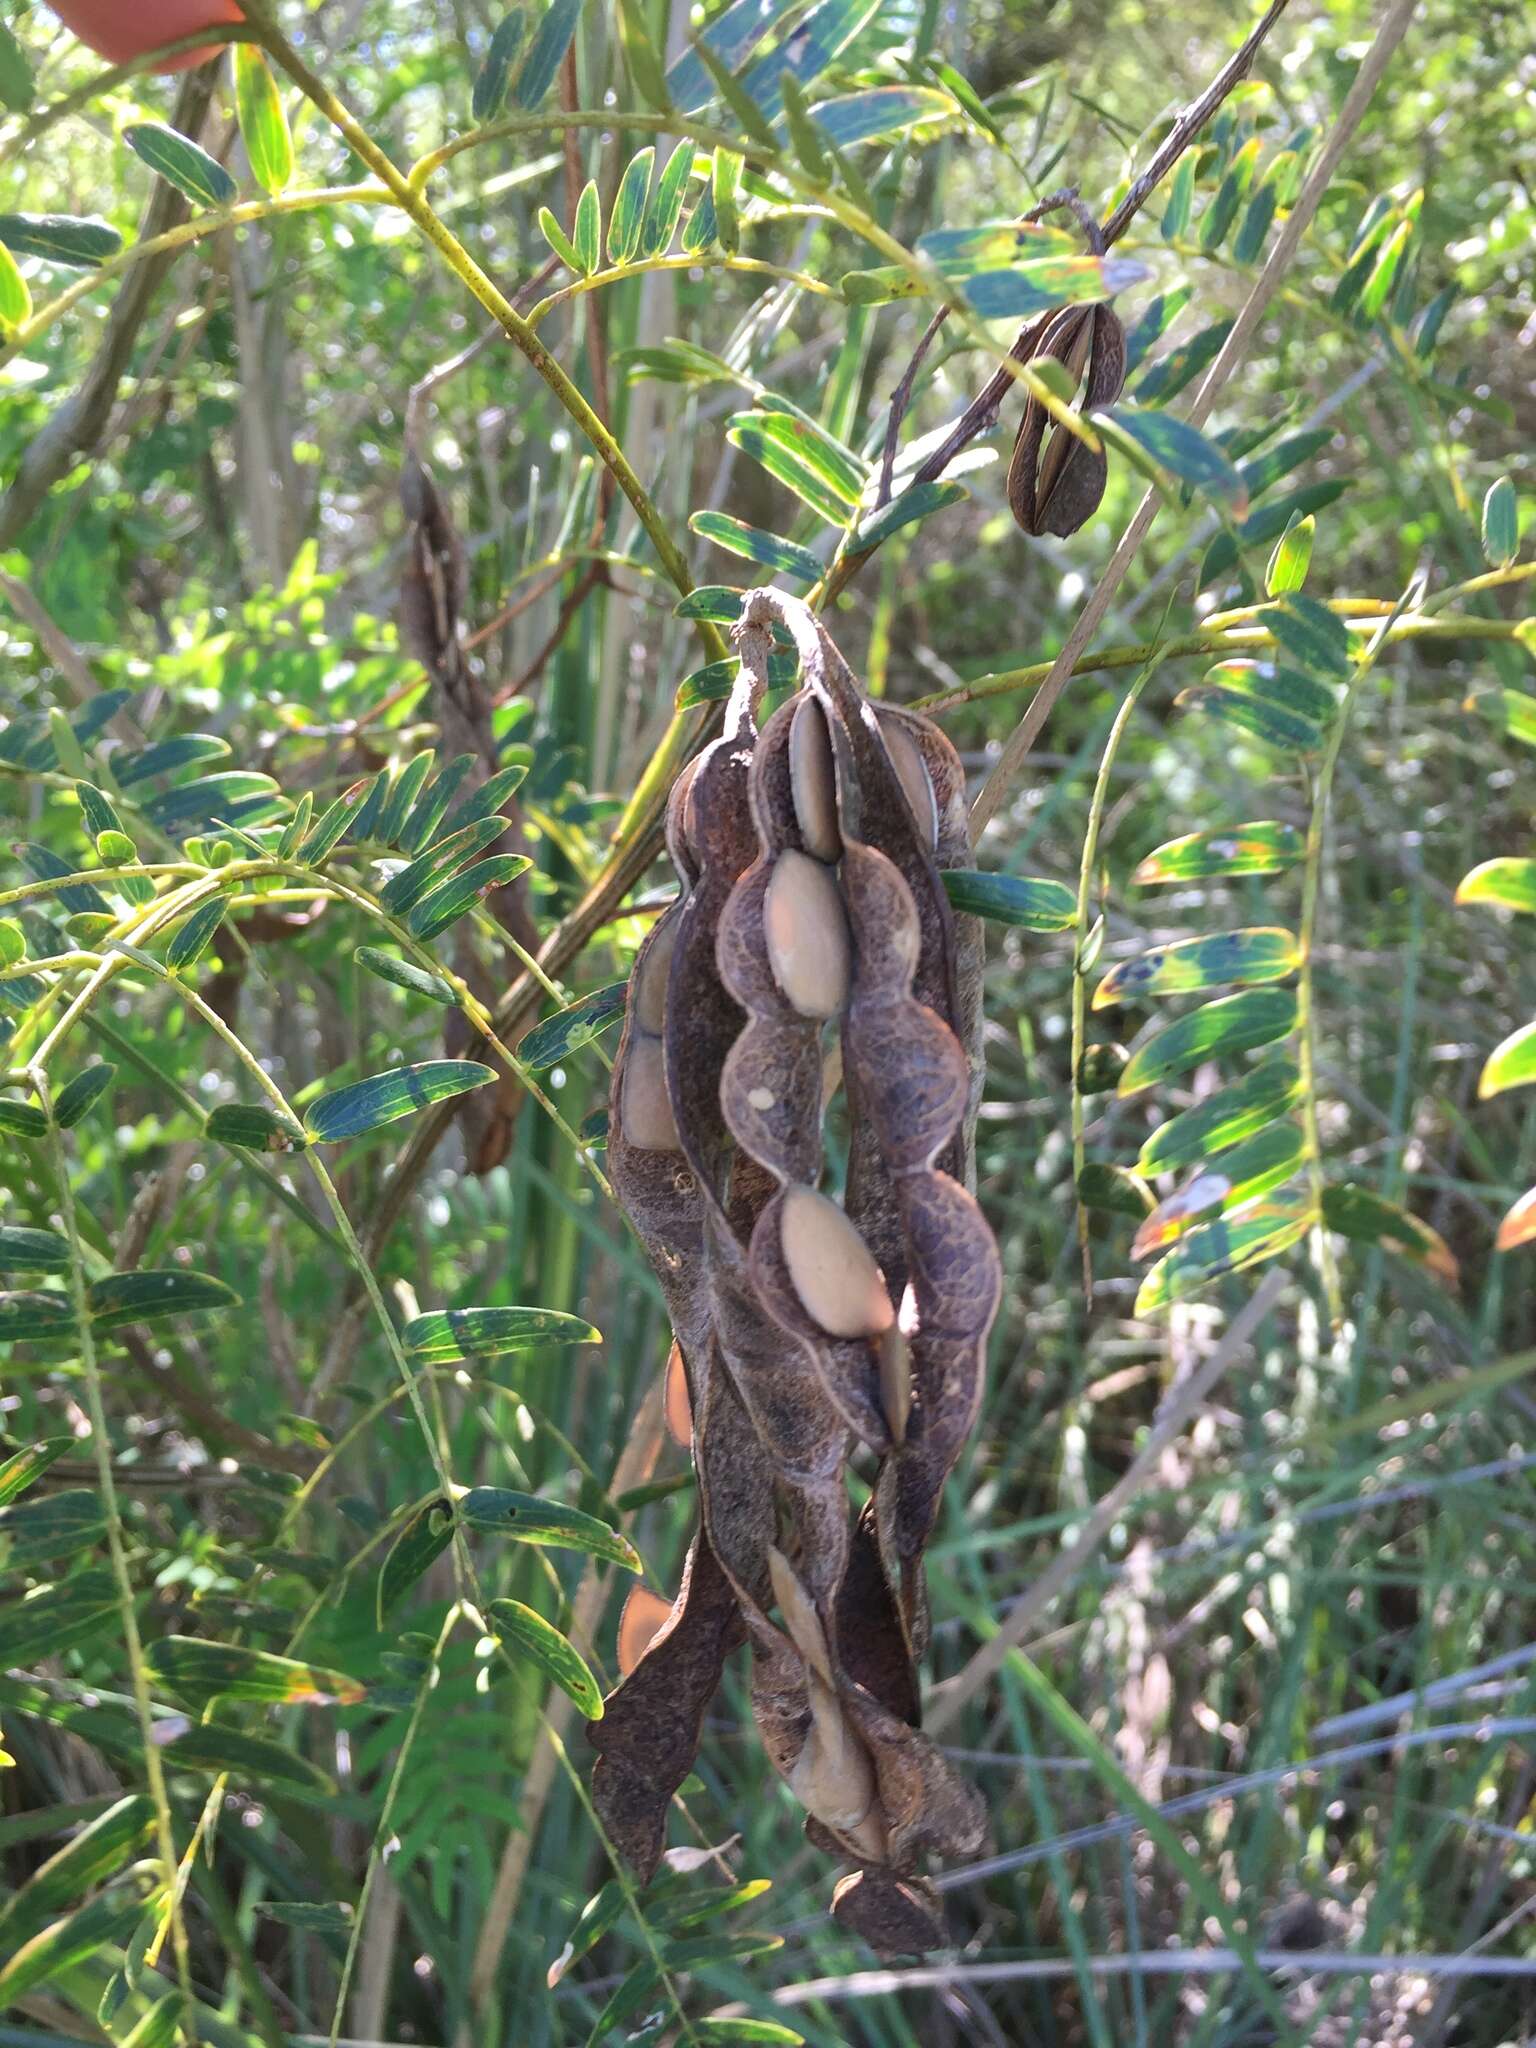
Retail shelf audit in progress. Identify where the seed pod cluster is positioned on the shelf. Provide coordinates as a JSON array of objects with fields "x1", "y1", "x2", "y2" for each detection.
[
  {"x1": 1007, "y1": 298, "x2": 1127, "y2": 538},
  {"x1": 589, "y1": 590, "x2": 1001, "y2": 1953}
]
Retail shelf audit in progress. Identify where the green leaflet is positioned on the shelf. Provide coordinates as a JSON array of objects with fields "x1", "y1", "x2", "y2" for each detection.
[
  {"x1": 1482, "y1": 476, "x2": 1519, "y2": 568},
  {"x1": 514, "y1": 0, "x2": 582, "y2": 108},
  {"x1": 677, "y1": 652, "x2": 800, "y2": 709},
  {"x1": 641, "y1": 142, "x2": 693, "y2": 257},
  {"x1": 0, "y1": 1568, "x2": 123, "y2": 1662},
  {"x1": 486, "y1": 1597, "x2": 604, "y2": 1717},
  {"x1": 378, "y1": 1499, "x2": 455, "y2": 1621},
  {"x1": 1132, "y1": 821, "x2": 1303, "y2": 884},
  {"x1": 123, "y1": 122, "x2": 235, "y2": 207},
  {"x1": 88, "y1": 1269, "x2": 238, "y2": 1331},
  {"x1": 1479, "y1": 1020, "x2": 1536, "y2": 1100},
  {"x1": 1133, "y1": 1122, "x2": 1306, "y2": 1257},
  {"x1": 355, "y1": 947, "x2": 459, "y2": 1006},
  {"x1": 853, "y1": 478, "x2": 968, "y2": 550},
  {"x1": 1094, "y1": 928, "x2": 1300, "y2": 1008},
  {"x1": 608, "y1": 147, "x2": 655, "y2": 266},
  {"x1": 406, "y1": 854, "x2": 531, "y2": 938},
  {"x1": 1322, "y1": 1183, "x2": 1458, "y2": 1286},
  {"x1": 1456, "y1": 858, "x2": 1536, "y2": 915},
  {"x1": 1134, "y1": 1195, "x2": 1315, "y2": 1314},
  {"x1": 402, "y1": 1305, "x2": 600, "y2": 1361},
  {"x1": 0, "y1": 1488, "x2": 107, "y2": 1563},
  {"x1": 573, "y1": 179, "x2": 601, "y2": 274},
  {"x1": 0, "y1": 212, "x2": 122, "y2": 267},
  {"x1": 940, "y1": 869, "x2": 1076, "y2": 932},
  {"x1": 726, "y1": 409, "x2": 867, "y2": 523},
  {"x1": 52, "y1": 1064, "x2": 116, "y2": 1128},
  {"x1": 689, "y1": 511, "x2": 822, "y2": 583},
  {"x1": 165, "y1": 897, "x2": 227, "y2": 971},
  {"x1": 234, "y1": 46, "x2": 294, "y2": 194},
  {"x1": 204, "y1": 1101, "x2": 308, "y2": 1151},
  {"x1": 0, "y1": 1437, "x2": 73, "y2": 1505},
  {"x1": 517, "y1": 980, "x2": 628, "y2": 1068},
  {"x1": 145, "y1": 1637, "x2": 366, "y2": 1706},
  {"x1": 472, "y1": 12, "x2": 527, "y2": 122},
  {"x1": 1136, "y1": 1057, "x2": 1303, "y2": 1176},
  {"x1": 458, "y1": 1487, "x2": 640, "y2": 1571},
  {"x1": 1117, "y1": 987, "x2": 1298, "y2": 1096},
  {"x1": 304, "y1": 1060, "x2": 497, "y2": 1141},
  {"x1": 0, "y1": 1794, "x2": 154, "y2": 1951},
  {"x1": 1093, "y1": 404, "x2": 1249, "y2": 513}
]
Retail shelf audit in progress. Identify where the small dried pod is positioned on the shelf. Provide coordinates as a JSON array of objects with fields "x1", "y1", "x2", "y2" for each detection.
[
  {"x1": 831, "y1": 1867, "x2": 946, "y2": 1958},
  {"x1": 1007, "y1": 300, "x2": 1127, "y2": 538}
]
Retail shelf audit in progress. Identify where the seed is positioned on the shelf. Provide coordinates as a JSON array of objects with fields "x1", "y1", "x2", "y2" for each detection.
[
  {"x1": 634, "y1": 918, "x2": 677, "y2": 1035},
  {"x1": 875, "y1": 713, "x2": 938, "y2": 849},
  {"x1": 621, "y1": 1035, "x2": 679, "y2": 1151},
  {"x1": 789, "y1": 695, "x2": 841, "y2": 861},
  {"x1": 788, "y1": 1673, "x2": 883, "y2": 1846},
  {"x1": 780, "y1": 1186, "x2": 894, "y2": 1339},
  {"x1": 763, "y1": 850, "x2": 851, "y2": 1019},
  {"x1": 663, "y1": 1339, "x2": 693, "y2": 1448},
  {"x1": 767, "y1": 1544, "x2": 832, "y2": 1683},
  {"x1": 877, "y1": 1320, "x2": 912, "y2": 1446},
  {"x1": 617, "y1": 1584, "x2": 675, "y2": 1676}
]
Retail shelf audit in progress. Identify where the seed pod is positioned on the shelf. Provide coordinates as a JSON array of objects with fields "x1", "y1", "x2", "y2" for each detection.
[
  {"x1": 591, "y1": 591, "x2": 999, "y2": 1952},
  {"x1": 1007, "y1": 301, "x2": 1127, "y2": 538}
]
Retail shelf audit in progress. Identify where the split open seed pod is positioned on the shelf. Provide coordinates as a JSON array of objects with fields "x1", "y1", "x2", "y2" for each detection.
[{"x1": 1007, "y1": 300, "x2": 1127, "y2": 537}]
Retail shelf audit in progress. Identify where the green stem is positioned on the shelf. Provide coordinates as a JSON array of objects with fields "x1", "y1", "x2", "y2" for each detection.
[{"x1": 35, "y1": 1074, "x2": 196, "y2": 2019}]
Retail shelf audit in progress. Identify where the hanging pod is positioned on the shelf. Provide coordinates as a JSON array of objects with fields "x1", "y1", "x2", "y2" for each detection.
[{"x1": 589, "y1": 591, "x2": 1001, "y2": 1952}]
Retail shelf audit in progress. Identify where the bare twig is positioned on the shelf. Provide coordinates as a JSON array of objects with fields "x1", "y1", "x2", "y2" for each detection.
[{"x1": 970, "y1": 0, "x2": 1420, "y2": 834}]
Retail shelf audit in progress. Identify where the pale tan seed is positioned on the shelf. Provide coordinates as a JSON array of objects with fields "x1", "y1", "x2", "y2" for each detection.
[
  {"x1": 663, "y1": 1338, "x2": 692, "y2": 1449},
  {"x1": 634, "y1": 918, "x2": 677, "y2": 1035},
  {"x1": 878, "y1": 1321, "x2": 912, "y2": 1446},
  {"x1": 788, "y1": 1674, "x2": 882, "y2": 1842},
  {"x1": 621, "y1": 1035, "x2": 679, "y2": 1151},
  {"x1": 876, "y1": 712, "x2": 938, "y2": 849},
  {"x1": 789, "y1": 694, "x2": 841, "y2": 861},
  {"x1": 617, "y1": 1584, "x2": 675, "y2": 1676},
  {"x1": 763, "y1": 850, "x2": 851, "y2": 1019},
  {"x1": 780, "y1": 1185, "x2": 894, "y2": 1339},
  {"x1": 767, "y1": 1544, "x2": 832, "y2": 1683}
]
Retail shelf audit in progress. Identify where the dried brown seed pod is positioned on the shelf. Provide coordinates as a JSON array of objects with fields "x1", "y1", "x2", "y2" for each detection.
[
  {"x1": 1007, "y1": 300, "x2": 1127, "y2": 538},
  {"x1": 590, "y1": 592, "x2": 1000, "y2": 1949}
]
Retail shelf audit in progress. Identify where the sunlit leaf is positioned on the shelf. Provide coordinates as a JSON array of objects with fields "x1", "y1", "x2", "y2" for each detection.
[
  {"x1": 1467, "y1": 687, "x2": 1536, "y2": 748},
  {"x1": 0, "y1": 241, "x2": 30, "y2": 333},
  {"x1": 0, "y1": 21, "x2": 33, "y2": 113},
  {"x1": 145, "y1": 1637, "x2": 366, "y2": 1706},
  {"x1": 1132, "y1": 1122, "x2": 1305, "y2": 1256},
  {"x1": 165, "y1": 897, "x2": 227, "y2": 972},
  {"x1": 1496, "y1": 1186, "x2": 1536, "y2": 1253},
  {"x1": 458, "y1": 1487, "x2": 640, "y2": 1571},
  {"x1": 1456, "y1": 858, "x2": 1536, "y2": 914},
  {"x1": 0, "y1": 1892, "x2": 145, "y2": 2006},
  {"x1": 1134, "y1": 1196, "x2": 1314, "y2": 1313},
  {"x1": 1321, "y1": 1183, "x2": 1458, "y2": 1286},
  {"x1": 1133, "y1": 820, "x2": 1303, "y2": 884},
  {"x1": 677, "y1": 652, "x2": 800, "y2": 708},
  {"x1": 124, "y1": 122, "x2": 235, "y2": 207},
  {"x1": 403, "y1": 854, "x2": 531, "y2": 939},
  {"x1": 402, "y1": 1306, "x2": 600, "y2": 1361},
  {"x1": 1478, "y1": 1020, "x2": 1536, "y2": 1099},
  {"x1": 617, "y1": 0, "x2": 671, "y2": 113},
  {"x1": 304, "y1": 1060, "x2": 496, "y2": 1141},
  {"x1": 1136, "y1": 1056, "x2": 1303, "y2": 1176},
  {"x1": 1481, "y1": 476, "x2": 1519, "y2": 569},
  {"x1": 1118, "y1": 988, "x2": 1297, "y2": 1096},
  {"x1": 1134, "y1": 318, "x2": 1231, "y2": 404},
  {"x1": 486, "y1": 1597, "x2": 603, "y2": 1717},
  {"x1": 204, "y1": 1101, "x2": 307, "y2": 1151},
  {"x1": 1264, "y1": 593, "x2": 1353, "y2": 678},
  {"x1": 0, "y1": 1568, "x2": 121, "y2": 1662},
  {"x1": 726, "y1": 409, "x2": 867, "y2": 523},
  {"x1": 940, "y1": 869, "x2": 1076, "y2": 931},
  {"x1": 1094, "y1": 928, "x2": 1300, "y2": 1008},
  {"x1": 641, "y1": 141, "x2": 693, "y2": 256},
  {"x1": 53, "y1": 1063, "x2": 116, "y2": 1128},
  {"x1": 1266, "y1": 513, "x2": 1315, "y2": 595},
  {"x1": 812, "y1": 85, "x2": 952, "y2": 146},
  {"x1": 916, "y1": 221, "x2": 1146, "y2": 319},
  {"x1": 693, "y1": 2024, "x2": 805, "y2": 2046},
  {"x1": 518, "y1": 981, "x2": 628, "y2": 1068},
  {"x1": 537, "y1": 204, "x2": 582, "y2": 273},
  {"x1": 234, "y1": 46, "x2": 294, "y2": 194},
  {"x1": 689, "y1": 511, "x2": 822, "y2": 582},
  {"x1": 608, "y1": 147, "x2": 655, "y2": 266},
  {"x1": 0, "y1": 1099, "x2": 49, "y2": 1138}
]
